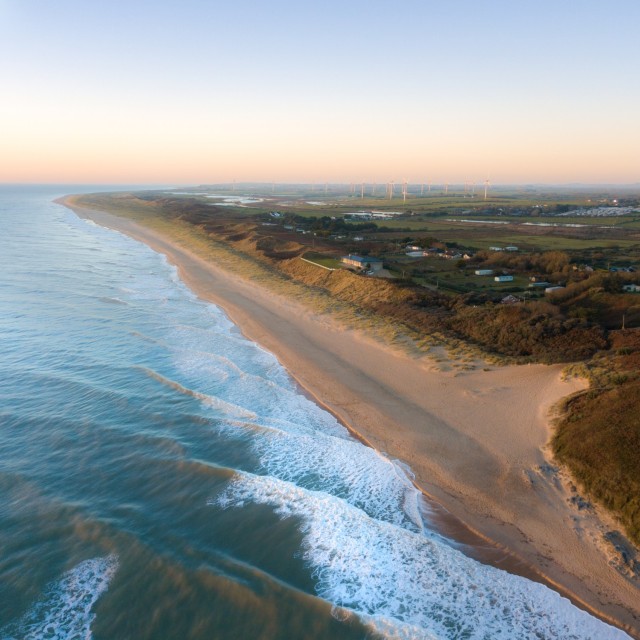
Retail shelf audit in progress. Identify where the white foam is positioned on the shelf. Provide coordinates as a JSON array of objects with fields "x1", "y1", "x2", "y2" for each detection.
[
  {"x1": 215, "y1": 474, "x2": 631, "y2": 640},
  {"x1": 1, "y1": 555, "x2": 118, "y2": 640},
  {"x1": 149, "y1": 268, "x2": 433, "y2": 531},
  {"x1": 168, "y1": 326, "x2": 347, "y2": 437},
  {"x1": 140, "y1": 366, "x2": 258, "y2": 420},
  {"x1": 251, "y1": 427, "x2": 424, "y2": 532}
]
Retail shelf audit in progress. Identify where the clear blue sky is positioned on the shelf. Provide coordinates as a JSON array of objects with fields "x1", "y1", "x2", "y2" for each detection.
[{"x1": 1, "y1": 0, "x2": 638, "y2": 183}]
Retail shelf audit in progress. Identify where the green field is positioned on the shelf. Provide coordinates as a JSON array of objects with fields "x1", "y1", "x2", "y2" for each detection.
[{"x1": 301, "y1": 252, "x2": 342, "y2": 269}]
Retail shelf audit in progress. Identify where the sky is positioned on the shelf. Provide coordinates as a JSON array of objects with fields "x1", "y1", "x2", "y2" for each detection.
[{"x1": 0, "y1": 0, "x2": 638, "y2": 185}]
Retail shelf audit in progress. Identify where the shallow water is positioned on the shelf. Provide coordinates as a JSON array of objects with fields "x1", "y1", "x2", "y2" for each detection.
[{"x1": 0, "y1": 186, "x2": 630, "y2": 639}]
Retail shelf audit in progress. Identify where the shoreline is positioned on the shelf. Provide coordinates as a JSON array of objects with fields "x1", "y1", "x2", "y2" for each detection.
[{"x1": 60, "y1": 195, "x2": 640, "y2": 638}]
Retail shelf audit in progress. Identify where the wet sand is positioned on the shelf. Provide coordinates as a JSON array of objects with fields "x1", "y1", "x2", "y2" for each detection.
[{"x1": 61, "y1": 196, "x2": 640, "y2": 638}]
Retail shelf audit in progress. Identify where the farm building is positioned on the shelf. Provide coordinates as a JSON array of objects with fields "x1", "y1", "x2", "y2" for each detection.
[
  {"x1": 494, "y1": 275, "x2": 514, "y2": 282},
  {"x1": 545, "y1": 286, "x2": 566, "y2": 295},
  {"x1": 341, "y1": 255, "x2": 383, "y2": 272},
  {"x1": 474, "y1": 269, "x2": 494, "y2": 276}
]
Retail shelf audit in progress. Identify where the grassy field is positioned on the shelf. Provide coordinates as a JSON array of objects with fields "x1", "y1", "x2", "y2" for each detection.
[
  {"x1": 301, "y1": 252, "x2": 342, "y2": 269},
  {"x1": 372, "y1": 219, "x2": 640, "y2": 250}
]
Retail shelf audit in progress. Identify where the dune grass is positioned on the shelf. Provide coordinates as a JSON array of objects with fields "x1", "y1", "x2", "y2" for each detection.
[{"x1": 554, "y1": 379, "x2": 640, "y2": 546}]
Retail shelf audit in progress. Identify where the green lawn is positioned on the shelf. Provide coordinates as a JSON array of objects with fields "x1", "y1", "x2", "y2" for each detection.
[{"x1": 301, "y1": 252, "x2": 343, "y2": 269}]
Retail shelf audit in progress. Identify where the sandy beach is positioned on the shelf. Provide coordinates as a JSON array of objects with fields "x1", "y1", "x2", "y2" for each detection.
[{"x1": 61, "y1": 196, "x2": 640, "y2": 637}]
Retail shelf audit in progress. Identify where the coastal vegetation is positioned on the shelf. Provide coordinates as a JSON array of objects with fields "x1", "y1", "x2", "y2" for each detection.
[
  {"x1": 554, "y1": 329, "x2": 640, "y2": 546},
  {"x1": 68, "y1": 187, "x2": 640, "y2": 549}
]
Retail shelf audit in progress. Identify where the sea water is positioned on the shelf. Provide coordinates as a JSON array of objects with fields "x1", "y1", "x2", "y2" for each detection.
[{"x1": 0, "y1": 186, "x2": 631, "y2": 639}]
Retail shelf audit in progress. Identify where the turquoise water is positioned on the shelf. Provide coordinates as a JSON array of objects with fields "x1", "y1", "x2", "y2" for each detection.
[{"x1": 0, "y1": 186, "x2": 631, "y2": 639}]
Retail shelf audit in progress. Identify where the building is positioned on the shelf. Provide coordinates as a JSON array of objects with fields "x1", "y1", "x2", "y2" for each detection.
[
  {"x1": 623, "y1": 284, "x2": 640, "y2": 293},
  {"x1": 505, "y1": 246, "x2": 519, "y2": 252},
  {"x1": 494, "y1": 275, "x2": 514, "y2": 282},
  {"x1": 341, "y1": 255, "x2": 383, "y2": 272},
  {"x1": 475, "y1": 269, "x2": 494, "y2": 276}
]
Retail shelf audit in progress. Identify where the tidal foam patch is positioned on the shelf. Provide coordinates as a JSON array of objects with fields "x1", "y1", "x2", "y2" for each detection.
[
  {"x1": 1, "y1": 555, "x2": 118, "y2": 640},
  {"x1": 215, "y1": 474, "x2": 630, "y2": 640}
]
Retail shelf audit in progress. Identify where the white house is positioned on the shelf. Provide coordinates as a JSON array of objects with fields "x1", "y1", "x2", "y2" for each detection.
[{"x1": 341, "y1": 255, "x2": 383, "y2": 272}]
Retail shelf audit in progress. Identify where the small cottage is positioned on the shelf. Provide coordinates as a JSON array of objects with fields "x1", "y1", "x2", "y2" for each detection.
[{"x1": 341, "y1": 255, "x2": 383, "y2": 272}]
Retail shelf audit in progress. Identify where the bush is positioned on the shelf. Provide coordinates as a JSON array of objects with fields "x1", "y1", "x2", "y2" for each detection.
[{"x1": 554, "y1": 380, "x2": 640, "y2": 545}]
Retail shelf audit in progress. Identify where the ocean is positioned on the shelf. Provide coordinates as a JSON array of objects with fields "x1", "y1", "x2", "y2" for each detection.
[{"x1": 0, "y1": 185, "x2": 630, "y2": 639}]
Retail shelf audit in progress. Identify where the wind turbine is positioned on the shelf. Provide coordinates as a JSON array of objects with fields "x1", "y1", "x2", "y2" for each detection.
[
  {"x1": 402, "y1": 179, "x2": 408, "y2": 203},
  {"x1": 389, "y1": 180, "x2": 395, "y2": 200},
  {"x1": 484, "y1": 178, "x2": 491, "y2": 200},
  {"x1": 361, "y1": 182, "x2": 365, "y2": 199}
]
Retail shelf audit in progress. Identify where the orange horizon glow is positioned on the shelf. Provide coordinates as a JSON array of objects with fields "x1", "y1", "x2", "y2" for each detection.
[{"x1": 2, "y1": 132, "x2": 637, "y2": 186}]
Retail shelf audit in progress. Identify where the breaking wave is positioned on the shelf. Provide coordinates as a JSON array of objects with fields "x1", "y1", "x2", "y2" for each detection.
[
  {"x1": 215, "y1": 474, "x2": 630, "y2": 640},
  {"x1": 1, "y1": 555, "x2": 118, "y2": 640}
]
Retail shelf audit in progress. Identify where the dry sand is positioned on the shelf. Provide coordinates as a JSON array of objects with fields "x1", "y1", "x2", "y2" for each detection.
[{"x1": 61, "y1": 197, "x2": 640, "y2": 637}]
